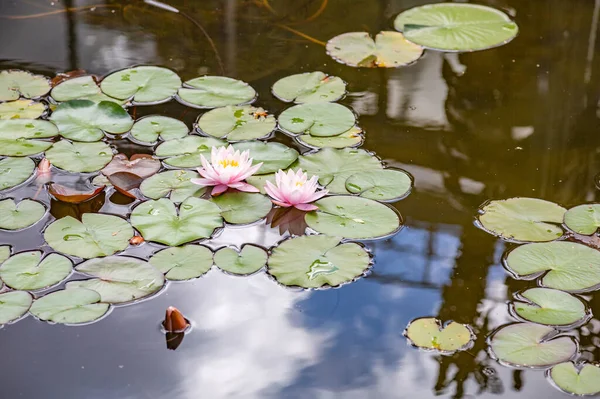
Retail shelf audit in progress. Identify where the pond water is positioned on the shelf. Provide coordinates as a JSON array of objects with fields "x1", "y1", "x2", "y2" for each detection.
[{"x1": 1, "y1": 0, "x2": 600, "y2": 398}]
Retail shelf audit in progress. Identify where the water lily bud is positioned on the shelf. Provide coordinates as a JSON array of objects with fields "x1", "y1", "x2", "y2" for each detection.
[{"x1": 163, "y1": 306, "x2": 188, "y2": 332}]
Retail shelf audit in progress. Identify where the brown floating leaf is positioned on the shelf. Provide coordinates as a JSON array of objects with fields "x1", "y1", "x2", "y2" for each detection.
[
  {"x1": 107, "y1": 172, "x2": 144, "y2": 199},
  {"x1": 163, "y1": 306, "x2": 189, "y2": 333},
  {"x1": 48, "y1": 183, "x2": 105, "y2": 204},
  {"x1": 101, "y1": 153, "x2": 160, "y2": 179},
  {"x1": 51, "y1": 69, "x2": 89, "y2": 86}
]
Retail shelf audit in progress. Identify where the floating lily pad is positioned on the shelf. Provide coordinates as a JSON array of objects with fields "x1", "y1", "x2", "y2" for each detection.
[
  {"x1": 327, "y1": 31, "x2": 423, "y2": 68},
  {"x1": 49, "y1": 183, "x2": 105, "y2": 203},
  {"x1": 0, "y1": 291, "x2": 32, "y2": 324},
  {"x1": 394, "y1": 3, "x2": 518, "y2": 52},
  {"x1": 0, "y1": 100, "x2": 46, "y2": 119},
  {"x1": 345, "y1": 169, "x2": 412, "y2": 202},
  {"x1": 196, "y1": 105, "x2": 276, "y2": 141},
  {"x1": 149, "y1": 245, "x2": 213, "y2": 280},
  {"x1": 477, "y1": 198, "x2": 566, "y2": 243},
  {"x1": 564, "y1": 204, "x2": 600, "y2": 235},
  {"x1": 296, "y1": 126, "x2": 363, "y2": 149},
  {"x1": 101, "y1": 154, "x2": 160, "y2": 179},
  {"x1": 214, "y1": 245, "x2": 267, "y2": 275},
  {"x1": 278, "y1": 103, "x2": 356, "y2": 137},
  {"x1": 0, "y1": 70, "x2": 50, "y2": 101},
  {"x1": 0, "y1": 251, "x2": 72, "y2": 290},
  {"x1": 155, "y1": 136, "x2": 226, "y2": 168},
  {"x1": 67, "y1": 256, "x2": 165, "y2": 303},
  {"x1": 549, "y1": 362, "x2": 600, "y2": 396},
  {"x1": 46, "y1": 140, "x2": 113, "y2": 173},
  {"x1": 129, "y1": 115, "x2": 188, "y2": 145},
  {"x1": 30, "y1": 287, "x2": 109, "y2": 324},
  {"x1": 0, "y1": 157, "x2": 34, "y2": 191},
  {"x1": 245, "y1": 173, "x2": 275, "y2": 195},
  {"x1": 512, "y1": 288, "x2": 589, "y2": 326},
  {"x1": 130, "y1": 197, "x2": 223, "y2": 246},
  {"x1": 271, "y1": 72, "x2": 346, "y2": 103},
  {"x1": 504, "y1": 242, "x2": 600, "y2": 292},
  {"x1": 0, "y1": 119, "x2": 58, "y2": 156},
  {"x1": 100, "y1": 66, "x2": 181, "y2": 104},
  {"x1": 177, "y1": 76, "x2": 256, "y2": 108},
  {"x1": 488, "y1": 323, "x2": 577, "y2": 368},
  {"x1": 232, "y1": 141, "x2": 299, "y2": 174},
  {"x1": 51, "y1": 76, "x2": 121, "y2": 104},
  {"x1": 44, "y1": 214, "x2": 133, "y2": 259},
  {"x1": 404, "y1": 318, "x2": 474, "y2": 353},
  {"x1": 0, "y1": 199, "x2": 45, "y2": 230},
  {"x1": 211, "y1": 192, "x2": 272, "y2": 224},
  {"x1": 140, "y1": 169, "x2": 205, "y2": 202},
  {"x1": 50, "y1": 100, "x2": 133, "y2": 142},
  {"x1": 268, "y1": 235, "x2": 371, "y2": 288},
  {"x1": 0, "y1": 246, "x2": 10, "y2": 263}
]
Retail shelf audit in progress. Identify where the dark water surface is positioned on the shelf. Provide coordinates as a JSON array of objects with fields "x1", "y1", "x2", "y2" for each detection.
[{"x1": 1, "y1": 0, "x2": 600, "y2": 398}]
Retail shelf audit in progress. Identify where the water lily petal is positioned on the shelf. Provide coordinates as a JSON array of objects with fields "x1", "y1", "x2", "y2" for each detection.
[
  {"x1": 294, "y1": 203, "x2": 318, "y2": 211},
  {"x1": 211, "y1": 184, "x2": 229, "y2": 196}
]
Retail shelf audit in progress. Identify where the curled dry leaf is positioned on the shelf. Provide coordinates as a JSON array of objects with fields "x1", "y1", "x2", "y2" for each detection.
[
  {"x1": 48, "y1": 183, "x2": 105, "y2": 204},
  {"x1": 101, "y1": 154, "x2": 160, "y2": 179}
]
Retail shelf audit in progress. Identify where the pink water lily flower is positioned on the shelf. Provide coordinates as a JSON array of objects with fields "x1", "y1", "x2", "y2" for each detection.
[
  {"x1": 264, "y1": 169, "x2": 328, "y2": 211},
  {"x1": 191, "y1": 145, "x2": 262, "y2": 196}
]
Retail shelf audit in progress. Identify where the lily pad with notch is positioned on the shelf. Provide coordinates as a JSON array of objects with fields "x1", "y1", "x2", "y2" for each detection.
[
  {"x1": 549, "y1": 361, "x2": 600, "y2": 396},
  {"x1": 149, "y1": 244, "x2": 213, "y2": 281},
  {"x1": 0, "y1": 157, "x2": 34, "y2": 191},
  {"x1": 0, "y1": 100, "x2": 46, "y2": 120},
  {"x1": 30, "y1": 287, "x2": 109, "y2": 324},
  {"x1": 155, "y1": 136, "x2": 226, "y2": 168},
  {"x1": 345, "y1": 168, "x2": 412, "y2": 202},
  {"x1": 51, "y1": 75, "x2": 122, "y2": 104},
  {"x1": 140, "y1": 169, "x2": 206, "y2": 203},
  {"x1": 0, "y1": 70, "x2": 50, "y2": 101},
  {"x1": 0, "y1": 198, "x2": 45, "y2": 230},
  {"x1": 278, "y1": 102, "x2": 356, "y2": 137},
  {"x1": 177, "y1": 76, "x2": 256, "y2": 108},
  {"x1": 129, "y1": 115, "x2": 188, "y2": 145},
  {"x1": 0, "y1": 291, "x2": 32, "y2": 325},
  {"x1": 296, "y1": 126, "x2": 363, "y2": 149},
  {"x1": 215, "y1": 245, "x2": 267, "y2": 275},
  {"x1": 0, "y1": 119, "x2": 58, "y2": 156},
  {"x1": 511, "y1": 287, "x2": 590, "y2": 327},
  {"x1": 100, "y1": 66, "x2": 182, "y2": 104},
  {"x1": 564, "y1": 204, "x2": 600, "y2": 235},
  {"x1": 232, "y1": 141, "x2": 298, "y2": 175},
  {"x1": 404, "y1": 317, "x2": 474, "y2": 353},
  {"x1": 46, "y1": 140, "x2": 113, "y2": 173},
  {"x1": 211, "y1": 191, "x2": 272, "y2": 224},
  {"x1": 196, "y1": 105, "x2": 276, "y2": 141},
  {"x1": 271, "y1": 71, "x2": 346, "y2": 103},
  {"x1": 0, "y1": 251, "x2": 72, "y2": 291}
]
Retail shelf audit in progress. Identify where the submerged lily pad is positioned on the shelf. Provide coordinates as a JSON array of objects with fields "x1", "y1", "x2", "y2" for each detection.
[
  {"x1": 51, "y1": 76, "x2": 121, "y2": 104},
  {"x1": 177, "y1": 76, "x2": 256, "y2": 108},
  {"x1": 215, "y1": 245, "x2": 267, "y2": 275},
  {"x1": 394, "y1": 3, "x2": 518, "y2": 52},
  {"x1": 404, "y1": 318, "x2": 474, "y2": 353},
  {"x1": 232, "y1": 141, "x2": 299, "y2": 174},
  {"x1": 504, "y1": 242, "x2": 600, "y2": 292},
  {"x1": 131, "y1": 197, "x2": 223, "y2": 246},
  {"x1": 196, "y1": 105, "x2": 276, "y2": 141},
  {"x1": 149, "y1": 245, "x2": 213, "y2": 280},
  {"x1": 211, "y1": 191, "x2": 272, "y2": 224},
  {"x1": 100, "y1": 66, "x2": 181, "y2": 104},
  {"x1": 296, "y1": 126, "x2": 363, "y2": 149},
  {"x1": 278, "y1": 103, "x2": 356, "y2": 137},
  {"x1": 0, "y1": 199, "x2": 45, "y2": 230},
  {"x1": 155, "y1": 136, "x2": 226, "y2": 168},
  {"x1": 30, "y1": 287, "x2": 109, "y2": 324},
  {"x1": 0, "y1": 291, "x2": 32, "y2": 324},
  {"x1": 271, "y1": 72, "x2": 346, "y2": 103},
  {"x1": 512, "y1": 288, "x2": 589, "y2": 326},
  {"x1": 0, "y1": 157, "x2": 34, "y2": 191},
  {"x1": 0, "y1": 100, "x2": 45, "y2": 120},
  {"x1": 477, "y1": 198, "x2": 566, "y2": 243},
  {"x1": 326, "y1": 31, "x2": 423, "y2": 68},
  {"x1": 0, "y1": 252, "x2": 72, "y2": 290},
  {"x1": 0, "y1": 119, "x2": 58, "y2": 156},
  {"x1": 488, "y1": 323, "x2": 577, "y2": 368},
  {"x1": 46, "y1": 140, "x2": 113, "y2": 172},
  {"x1": 345, "y1": 169, "x2": 412, "y2": 202},
  {"x1": 268, "y1": 235, "x2": 371, "y2": 288},
  {"x1": 549, "y1": 362, "x2": 600, "y2": 396},
  {"x1": 129, "y1": 115, "x2": 188, "y2": 145},
  {"x1": 0, "y1": 70, "x2": 50, "y2": 101},
  {"x1": 564, "y1": 204, "x2": 600, "y2": 235},
  {"x1": 44, "y1": 214, "x2": 133, "y2": 259},
  {"x1": 140, "y1": 169, "x2": 205, "y2": 202}
]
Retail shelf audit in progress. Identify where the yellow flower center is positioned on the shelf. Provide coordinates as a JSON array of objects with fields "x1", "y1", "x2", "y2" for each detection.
[
  {"x1": 219, "y1": 159, "x2": 239, "y2": 168},
  {"x1": 295, "y1": 181, "x2": 304, "y2": 187}
]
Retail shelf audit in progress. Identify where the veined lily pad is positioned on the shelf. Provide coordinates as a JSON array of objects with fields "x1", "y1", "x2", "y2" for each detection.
[
  {"x1": 394, "y1": 3, "x2": 518, "y2": 52},
  {"x1": 140, "y1": 169, "x2": 205, "y2": 202},
  {"x1": 129, "y1": 115, "x2": 188, "y2": 145},
  {"x1": 50, "y1": 100, "x2": 133, "y2": 142},
  {"x1": 549, "y1": 362, "x2": 600, "y2": 396},
  {"x1": 488, "y1": 323, "x2": 577, "y2": 368},
  {"x1": 44, "y1": 214, "x2": 133, "y2": 259},
  {"x1": 130, "y1": 197, "x2": 223, "y2": 246},
  {"x1": 278, "y1": 103, "x2": 356, "y2": 137},
  {"x1": 268, "y1": 235, "x2": 371, "y2": 288},
  {"x1": 0, "y1": 251, "x2": 72, "y2": 290},
  {"x1": 504, "y1": 242, "x2": 600, "y2": 292},
  {"x1": 51, "y1": 76, "x2": 121, "y2": 104},
  {"x1": 214, "y1": 245, "x2": 267, "y2": 275},
  {"x1": 46, "y1": 140, "x2": 113, "y2": 173},
  {"x1": 404, "y1": 318, "x2": 474, "y2": 353},
  {"x1": 196, "y1": 105, "x2": 276, "y2": 141},
  {"x1": 0, "y1": 119, "x2": 58, "y2": 156},
  {"x1": 155, "y1": 136, "x2": 226, "y2": 168},
  {"x1": 0, "y1": 70, "x2": 50, "y2": 101},
  {"x1": 296, "y1": 126, "x2": 363, "y2": 149},
  {"x1": 0, "y1": 199, "x2": 45, "y2": 230},
  {"x1": 327, "y1": 31, "x2": 423, "y2": 68},
  {"x1": 149, "y1": 245, "x2": 213, "y2": 280},
  {"x1": 211, "y1": 192, "x2": 272, "y2": 224},
  {"x1": 0, "y1": 157, "x2": 34, "y2": 191},
  {"x1": 564, "y1": 204, "x2": 600, "y2": 235},
  {"x1": 177, "y1": 76, "x2": 256, "y2": 108},
  {"x1": 271, "y1": 72, "x2": 346, "y2": 103},
  {"x1": 512, "y1": 288, "x2": 589, "y2": 327},
  {"x1": 100, "y1": 66, "x2": 181, "y2": 104},
  {"x1": 0, "y1": 100, "x2": 46, "y2": 120},
  {"x1": 0, "y1": 291, "x2": 32, "y2": 324},
  {"x1": 67, "y1": 256, "x2": 165, "y2": 303},
  {"x1": 30, "y1": 287, "x2": 109, "y2": 324},
  {"x1": 345, "y1": 169, "x2": 412, "y2": 202},
  {"x1": 477, "y1": 198, "x2": 566, "y2": 243},
  {"x1": 232, "y1": 141, "x2": 299, "y2": 175}
]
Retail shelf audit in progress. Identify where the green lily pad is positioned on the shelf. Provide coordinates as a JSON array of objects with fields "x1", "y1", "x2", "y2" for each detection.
[
  {"x1": 155, "y1": 136, "x2": 226, "y2": 168},
  {"x1": 0, "y1": 291, "x2": 32, "y2": 324},
  {"x1": 196, "y1": 106, "x2": 276, "y2": 141},
  {"x1": 564, "y1": 204, "x2": 600, "y2": 235},
  {"x1": 50, "y1": 100, "x2": 133, "y2": 142},
  {"x1": 271, "y1": 72, "x2": 346, "y2": 103},
  {"x1": 50, "y1": 76, "x2": 122, "y2": 104},
  {"x1": 294, "y1": 148, "x2": 383, "y2": 194},
  {"x1": 394, "y1": 3, "x2": 518, "y2": 52},
  {"x1": 296, "y1": 126, "x2": 363, "y2": 149},
  {"x1": 404, "y1": 318, "x2": 474, "y2": 353},
  {"x1": 549, "y1": 362, "x2": 600, "y2": 396},
  {"x1": 44, "y1": 214, "x2": 133, "y2": 259},
  {"x1": 30, "y1": 287, "x2": 109, "y2": 324},
  {"x1": 489, "y1": 323, "x2": 577, "y2": 368},
  {"x1": 0, "y1": 157, "x2": 34, "y2": 191},
  {"x1": 131, "y1": 197, "x2": 223, "y2": 246},
  {"x1": 149, "y1": 245, "x2": 213, "y2": 280},
  {"x1": 512, "y1": 288, "x2": 589, "y2": 326},
  {"x1": 0, "y1": 70, "x2": 50, "y2": 101},
  {"x1": 0, "y1": 246, "x2": 10, "y2": 263},
  {"x1": 245, "y1": 173, "x2": 275, "y2": 195},
  {"x1": 177, "y1": 76, "x2": 256, "y2": 108},
  {"x1": 140, "y1": 169, "x2": 205, "y2": 202},
  {"x1": 67, "y1": 256, "x2": 165, "y2": 303},
  {"x1": 211, "y1": 192, "x2": 272, "y2": 224},
  {"x1": 278, "y1": 103, "x2": 356, "y2": 137},
  {"x1": 477, "y1": 198, "x2": 566, "y2": 243},
  {"x1": 0, "y1": 100, "x2": 46, "y2": 120},
  {"x1": 100, "y1": 66, "x2": 181, "y2": 104},
  {"x1": 0, "y1": 119, "x2": 58, "y2": 156},
  {"x1": 214, "y1": 245, "x2": 267, "y2": 275},
  {"x1": 268, "y1": 235, "x2": 371, "y2": 288},
  {"x1": 504, "y1": 242, "x2": 600, "y2": 292},
  {"x1": 45, "y1": 140, "x2": 113, "y2": 173},
  {"x1": 345, "y1": 169, "x2": 412, "y2": 202},
  {"x1": 129, "y1": 115, "x2": 188, "y2": 145},
  {"x1": 0, "y1": 199, "x2": 45, "y2": 230},
  {"x1": 231, "y1": 141, "x2": 299, "y2": 175},
  {"x1": 0, "y1": 251, "x2": 72, "y2": 290}
]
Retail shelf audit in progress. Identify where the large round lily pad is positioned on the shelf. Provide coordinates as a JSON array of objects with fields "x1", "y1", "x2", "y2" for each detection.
[
  {"x1": 155, "y1": 136, "x2": 226, "y2": 168},
  {"x1": 51, "y1": 76, "x2": 121, "y2": 104},
  {"x1": 394, "y1": 3, "x2": 518, "y2": 52},
  {"x1": 0, "y1": 119, "x2": 58, "y2": 156},
  {"x1": 177, "y1": 76, "x2": 256, "y2": 108},
  {"x1": 44, "y1": 214, "x2": 133, "y2": 259},
  {"x1": 564, "y1": 204, "x2": 600, "y2": 235},
  {"x1": 149, "y1": 245, "x2": 213, "y2": 280},
  {"x1": 0, "y1": 291, "x2": 32, "y2": 325},
  {"x1": 196, "y1": 106, "x2": 276, "y2": 141},
  {"x1": 512, "y1": 288, "x2": 589, "y2": 326},
  {"x1": 100, "y1": 66, "x2": 181, "y2": 104},
  {"x1": 131, "y1": 197, "x2": 223, "y2": 246},
  {"x1": 296, "y1": 126, "x2": 363, "y2": 149},
  {"x1": 0, "y1": 70, "x2": 50, "y2": 101},
  {"x1": 232, "y1": 141, "x2": 299, "y2": 174},
  {"x1": 30, "y1": 287, "x2": 109, "y2": 324},
  {"x1": 211, "y1": 192, "x2": 272, "y2": 224},
  {"x1": 129, "y1": 115, "x2": 188, "y2": 145},
  {"x1": 278, "y1": 103, "x2": 356, "y2": 137},
  {"x1": 215, "y1": 245, "x2": 267, "y2": 275},
  {"x1": 404, "y1": 318, "x2": 474, "y2": 353},
  {"x1": 0, "y1": 199, "x2": 45, "y2": 230},
  {"x1": 0, "y1": 100, "x2": 45, "y2": 120},
  {"x1": 345, "y1": 169, "x2": 412, "y2": 202},
  {"x1": 0, "y1": 157, "x2": 34, "y2": 191},
  {"x1": 140, "y1": 169, "x2": 205, "y2": 202},
  {"x1": 0, "y1": 251, "x2": 72, "y2": 291},
  {"x1": 45, "y1": 140, "x2": 113, "y2": 172},
  {"x1": 271, "y1": 72, "x2": 346, "y2": 103},
  {"x1": 549, "y1": 362, "x2": 600, "y2": 396}
]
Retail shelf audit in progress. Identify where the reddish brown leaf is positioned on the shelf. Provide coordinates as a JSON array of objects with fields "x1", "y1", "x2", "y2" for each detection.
[
  {"x1": 107, "y1": 172, "x2": 144, "y2": 199},
  {"x1": 102, "y1": 153, "x2": 160, "y2": 179},
  {"x1": 48, "y1": 183, "x2": 105, "y2": 204},
  {"x1": 50, "y1": 69, "x2": 89, "y2": 86}
]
